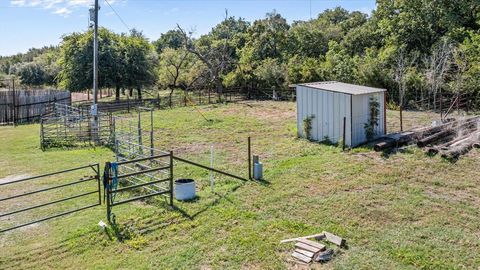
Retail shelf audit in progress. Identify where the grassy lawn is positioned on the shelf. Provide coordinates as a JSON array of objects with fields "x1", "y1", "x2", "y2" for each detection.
[{"x1": 1, "y1": 101, "x2": 479, "y2": 269}]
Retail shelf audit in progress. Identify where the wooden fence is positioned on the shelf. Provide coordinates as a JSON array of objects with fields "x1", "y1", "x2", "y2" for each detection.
[{"x1": 0, "y1": 90, "x2": 71, "y2": 125}]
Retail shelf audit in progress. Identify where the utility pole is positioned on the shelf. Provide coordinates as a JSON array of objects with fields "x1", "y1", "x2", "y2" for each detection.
[{"x1": 90, "y1": 0, "x2": 99, "y2": 142}]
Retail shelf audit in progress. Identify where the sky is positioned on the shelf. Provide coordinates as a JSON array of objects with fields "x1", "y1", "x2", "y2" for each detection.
[{"x1": 0, "y1": 0, "x2": 377, "y2": 56}]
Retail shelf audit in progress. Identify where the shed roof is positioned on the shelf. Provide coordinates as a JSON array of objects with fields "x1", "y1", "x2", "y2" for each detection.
[{"x1": 298, "y1": 81, "x2": 386, "y2": 95}]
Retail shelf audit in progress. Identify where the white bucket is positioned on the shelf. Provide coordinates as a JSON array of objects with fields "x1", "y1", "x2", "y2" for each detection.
[{"x1": 174, "y1": 179, "x2": 196, "y2": 201}]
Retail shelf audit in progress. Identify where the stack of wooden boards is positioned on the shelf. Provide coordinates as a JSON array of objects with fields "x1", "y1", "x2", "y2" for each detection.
[
  {"x1": 374, "y1": 116, "x2": 480, "y2": 159},
  {"x1": 281, "y1": 232, "x2": 345, "y2": 264}
]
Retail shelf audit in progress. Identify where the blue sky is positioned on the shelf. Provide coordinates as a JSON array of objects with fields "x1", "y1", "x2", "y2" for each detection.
[{"x1": 0, "y1": 0, "x2": 376, "y2": 56}]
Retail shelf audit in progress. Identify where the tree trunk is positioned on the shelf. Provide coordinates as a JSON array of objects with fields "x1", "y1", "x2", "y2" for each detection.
[
  {"x1": 129, "y1": 88, "x2": 133, "y2": 97},
  {"x1": 169, "y1": 88, "x2": 174, "y2": 108},
  {"x1": 215, "y1": 78, "x2": 223, "y2": 102},
  {"x1": 137, "y1": 88, "x2": 142, "y2": 100},
  {"x1": 115, "y1": 85, "x2": 120, "y2": 102}
]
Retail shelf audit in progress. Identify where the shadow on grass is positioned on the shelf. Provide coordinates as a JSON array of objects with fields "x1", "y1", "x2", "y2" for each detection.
[
  {"x1": 107, "y1": 178, "x2": 255, "y2": 238},
  {"x1": 1, "y1": 226, "x2": 100, "y2": 269}
]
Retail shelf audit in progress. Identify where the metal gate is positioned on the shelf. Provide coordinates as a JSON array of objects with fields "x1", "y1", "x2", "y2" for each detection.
[
  {"x1": 104, "y1": 153, "x2": 173, "y2": 223},
  {"x1": 0, "y1": 164, "x2": 101, "y2": 233}
]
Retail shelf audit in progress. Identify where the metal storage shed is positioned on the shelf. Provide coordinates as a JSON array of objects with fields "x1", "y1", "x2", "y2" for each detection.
[{"x1": 296, "y1": 81, "x2": 387, "y2": 147}]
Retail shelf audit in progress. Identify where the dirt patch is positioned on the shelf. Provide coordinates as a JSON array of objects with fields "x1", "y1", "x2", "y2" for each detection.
[
  {"x1": 424, "y1": 186, "x2": 480, "y2": 206},
  {"x1": 221, "y1": 101, "x2": 296, "y2": 122}
]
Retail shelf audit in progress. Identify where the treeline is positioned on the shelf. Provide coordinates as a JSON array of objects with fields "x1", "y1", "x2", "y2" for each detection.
[{"x1": 1, "y1": 1, "x2": 480, "y2": 108}]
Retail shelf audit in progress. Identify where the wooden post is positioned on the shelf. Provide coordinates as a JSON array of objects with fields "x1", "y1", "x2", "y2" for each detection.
[
  {"x1": 210, "y1": 145, "x2": 214, "y2": 192},
  {"x1": 12, "y1": 78, "x2": 16, "y2": 126},
  {"x1": 439, "y1": 89, "x2": 443, "y2": 120},
  {"x1": 40, "y1": 118, "x2": 44, "y2": 150},
  {"x1": 248, "y1": 136, "x2": 252, "y2": 180},
  {"x1": 127, "y1": 95, "x2": 130, "y2": 113},
  {"x1": 400, "y1": 106, "x2": 403, "y2": 132},
  {"x1": 384, "y1": 92, "x2": 387, "y2": 134},
  {"x1": 342, "y1": 117, "x2": 346, "y2": 151}
]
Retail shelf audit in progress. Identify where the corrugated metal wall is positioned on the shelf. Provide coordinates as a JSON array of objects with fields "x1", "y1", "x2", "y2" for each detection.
[
  {"x1": 296, "y1": 86, "x2": 385, "y2": 147},
  {"x1": 296, "y1": 85, "x2": 352, "y2": 146},
  {"x1": 351, "y1": 92, "x2": 385, "y2": 146}
]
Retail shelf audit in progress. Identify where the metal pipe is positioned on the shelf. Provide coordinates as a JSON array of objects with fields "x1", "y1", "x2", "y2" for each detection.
[
  {"x1": 111, "y1": 178, "x2": 170, "y2": 193},
  {"x1": 0, "y1": 176, "x2": 97, "y2": 202},
  {"x1": 115, "y1": 153, "x2": 170, "y2": 165},
  {"x1": 0, "y1": 190, "x2": 98, "y2": 218},
  {"x1": 116, "y1": 166, "x2": 171, "y2": 179},
  {"x1": 0, "y1": 203, "x2": 99, "y2": 233},
  {"x1": 173, "y1": 156, "x2": 248, "y2": 182},
  {"x1": 111, "y1": 190, "x2": 170, "y2": 207},
  {"x1": 0, "y1": 164, "x2": 99, "y2": 186}
]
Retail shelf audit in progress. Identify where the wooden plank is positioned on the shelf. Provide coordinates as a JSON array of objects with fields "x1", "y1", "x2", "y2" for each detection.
[
  {"x1": 294, "y1": 242, "x2": 321, "y2": 253},
  {"x1": 291, "y1": 251, "x2": 312, "y2": 263},
  {"x1": 297, "y1": 238, "x2": 326, "y2": 251},
  {"x1": 295, "y1": 248, "x2": 314, "y2": 258},
  {"x1": 323, "y1": 231, "x2": 345, "y2": 246},
  {"x1": 280, "y1": 233, "x2": 325, "y2": 243}
]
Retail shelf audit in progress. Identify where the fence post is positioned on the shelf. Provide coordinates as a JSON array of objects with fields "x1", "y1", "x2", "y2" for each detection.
[
  {"x1": 40, "y1": 118, "x2": 44, "y2": 150},
  {"x1": 210, "y1": 145, "x2": 214, "y2": 192},
  {"x1": 400, "y1": 106, "x2": 403, "y2": 132},
  {"x1": 248, "y1": 136, "x2": 252, "y2": 180},
  {"x1": 138, "y1": 110, "x2": 143, "y2": 154},
  {"x1": 105, "y1": 162, "x2": 112, "y2": 223},
  {"x1": 342, "y1": 117, "x2": 346, "y2": 151},
  {"x1": 12, "y1": 78, "x2": 16, "y2": 126},
  {"x1": 169, "y1": 151, "x2": 174, "y2": 207},
  {"x1": 150, "y1": 108, "x2": 154, "y2": 157},
  {"x1": 96, "y1": 164, "x2": 101, "y2": 206},
  {"x1": 127, "y1": 95, "x2": 130, "y2": 113}
]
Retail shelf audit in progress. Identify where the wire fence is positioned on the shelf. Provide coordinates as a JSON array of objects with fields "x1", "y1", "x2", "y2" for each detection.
[{"x1": 40, "y1": 103, "x2": 113, "y2": 149}]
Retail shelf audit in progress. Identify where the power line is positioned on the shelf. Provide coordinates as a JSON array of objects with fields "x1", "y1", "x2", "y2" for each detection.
[{"x1": 104, "y1": 0, "x2": 130, "y2": 32}]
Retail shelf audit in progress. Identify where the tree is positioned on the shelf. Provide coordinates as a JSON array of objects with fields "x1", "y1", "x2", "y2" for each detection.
[
  {"x1": 177, "y1": 13, "x2": 247, "y2": 98},
  {"x1": 254, "y1": 58, "x2": 287, "y2": 91},
  {"x1": 58, "y1": 28, "x2": 156, "y2": 100},
  {"x1": 394, "y1": 47, "x2": 417, "y2": 107},
  {"x1": 153, "y1": 30, "x2": 184, "y2": 54},
  {"x1": 158, "y1": 48, "x2": 198, "y2": 105},
  {"x1": 11, "y1": 62, "x2": 46, "y2": 86},
  {"x1": 243, "y1": 11, "x2": 289, "y2": 61},
  {"x1": 425, "y1": 39, "x2": 453, "y2": 110},
  {"x1": 122, "y1": 30, "x2": 158, "y2": 100},
  {"x1": 324, "y1": 41, "x2": 358, "y2": 83}
]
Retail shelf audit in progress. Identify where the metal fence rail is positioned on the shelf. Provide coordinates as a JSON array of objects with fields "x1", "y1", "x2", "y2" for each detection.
[
  {"x1": 0, "y1": 164, "x2": 101, "y2": 233},
  {"x1": 40, "y1": 103, "x2": 113, "y2": 149},
  {"x1": 104, "y1": 153, "x2": 173, "y2": 223}
]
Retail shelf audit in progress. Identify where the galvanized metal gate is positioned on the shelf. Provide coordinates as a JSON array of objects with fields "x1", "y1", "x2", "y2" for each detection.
[
  {"x1": 104, "y1": 153, "x2": 173, "y2": 223},
  {"x1": 0, "y1": 164, "x2": 101, "y2": 233}
]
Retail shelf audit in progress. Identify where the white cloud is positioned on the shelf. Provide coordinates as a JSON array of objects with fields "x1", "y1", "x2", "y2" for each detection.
[
  {"x1": 53, "y1": 6, "x2": 72, "y2": 17},
  {"x1": 10, "y1": 0, "x2": 125, "y2": 17},
  {"x1": 162, "y1": 7, "x2": 180, "y2": 16}
]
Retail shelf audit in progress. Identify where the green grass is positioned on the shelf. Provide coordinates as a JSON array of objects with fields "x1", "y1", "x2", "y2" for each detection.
[{"x1": 1, "y1": 101, "x2": 479, "y2": 269}]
